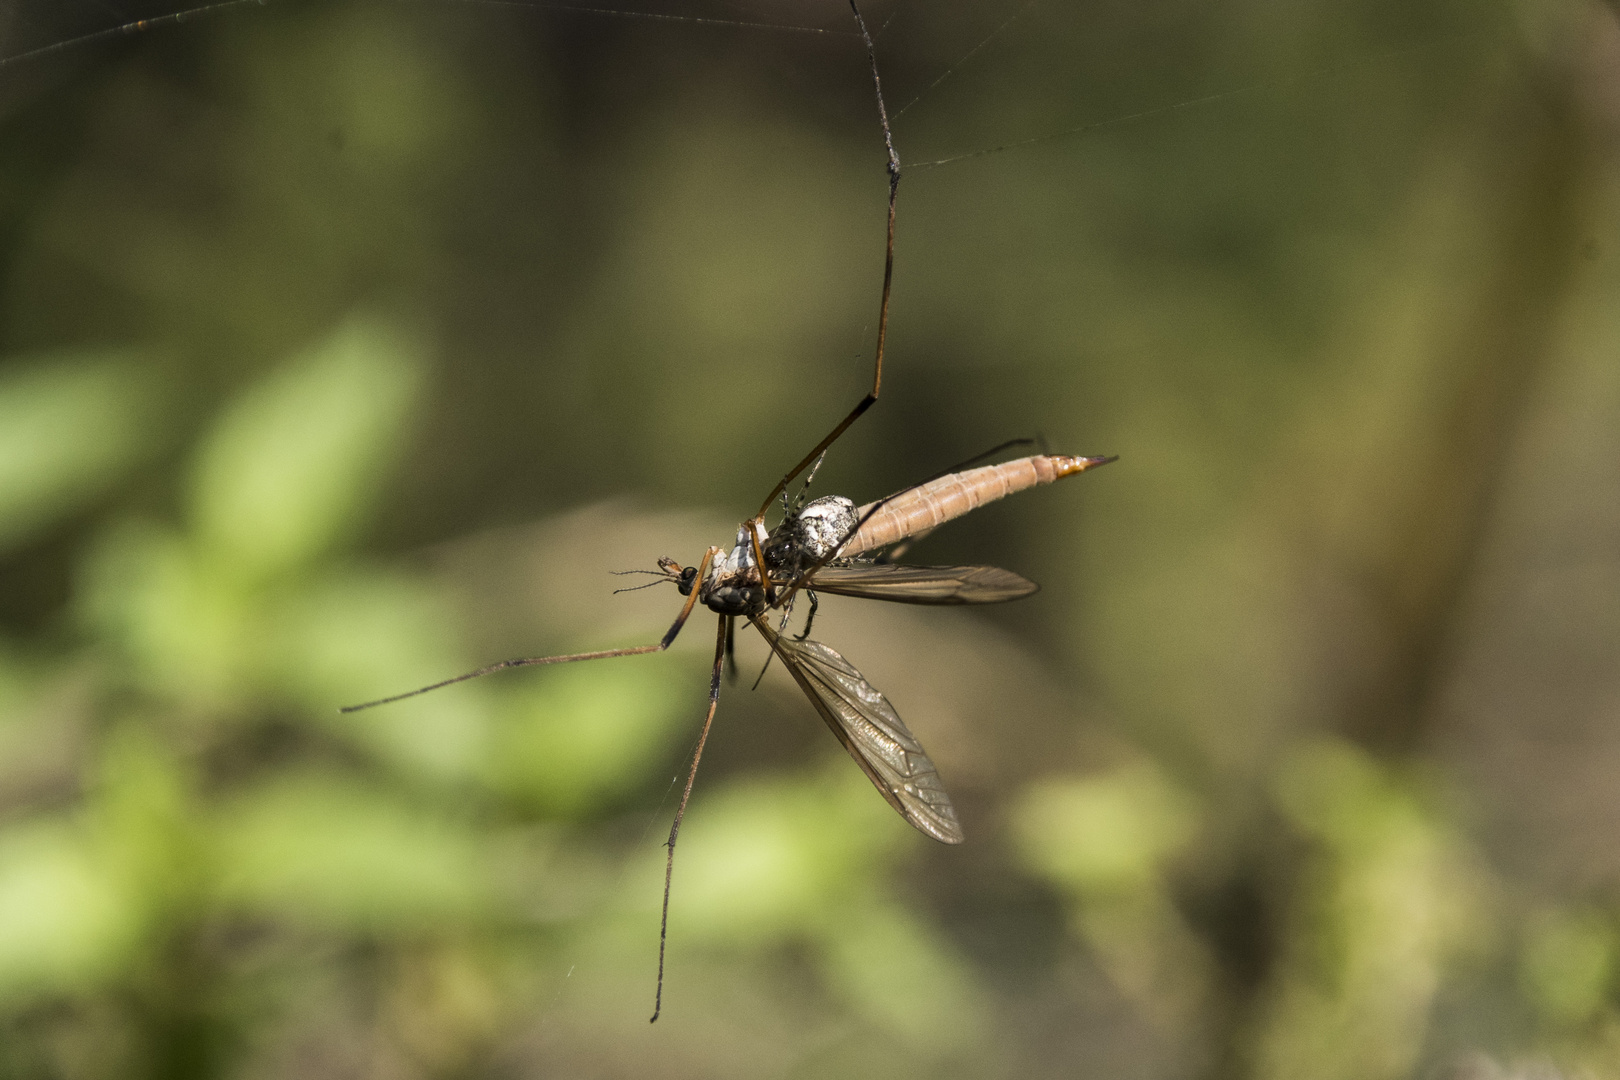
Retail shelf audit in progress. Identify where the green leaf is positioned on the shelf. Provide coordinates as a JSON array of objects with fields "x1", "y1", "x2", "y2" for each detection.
[
  {"x1": 486, "y1": 660, "x2": 692, "y2": 817},
  {"x1": 0, "y1": 822, "x2": 140, "y2": 1001},
  {"x1": 672, "y1": 765, "x2": 902, "y2": 943},
  {"x1": 215, "y1": 772, "x2": 491, "y2": 932},
  {"x1": 1013, "y1": 763, "x2": 1198, "y2": 898},
  {"x1": 818, "y1": 901, "x2": 983, "y2": 1047},
  {"x1": 76, "y1": 519, "x2": 251, "y2": 705},
  {"x1": 1522, "y1": 908, "x2": 1616, "y2": 1026},
  {"x1": 0, "y1": 352, "x2": 153, "y2": 553},
  {"x1": 189, "y1": 318, "x2": 425, "y2": 581},
  {"x1": 270, "y1": 569, "x2": 489, "y2": 779}
]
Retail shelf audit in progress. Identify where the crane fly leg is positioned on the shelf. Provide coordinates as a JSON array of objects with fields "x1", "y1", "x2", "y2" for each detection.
[
  {"x1": 794, "y1": 589, "x2": 820, "y2": 641},
  {"x1": 650, "y1": 613, "x2": 729, "y2": 1024},
  {"x1": 724, "y1": 616, "x2": 738, "y2": 685},
  {"x1": 755, "y1": 0, "x2": 896, "y2": 520},
  {"x1": 750, "y1": 526, "x2": 777, "y2": 601},
  {"x1": 746, "y1": 592, "x2": 800, "y2": 692},
  {"x1": 339, "y1": 547, "x2": 722, "y2": 713}
]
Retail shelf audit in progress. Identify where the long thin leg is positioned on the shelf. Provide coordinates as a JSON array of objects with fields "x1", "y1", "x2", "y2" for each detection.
[
  {"x1": 747, "y1": 592, "x2": 800, "y2": 691},
  {"x1": 755, "y1": 0, "x2": 898, "y2": 520},
  {"x1": 781, "y1": 450, "x2": 828, "y2": 517},
  {"x1": 751, "y1": 525, "x2": 786, "y2": 604},
  {"x1": 794, "y1": 590, "x2": 820, "y2": 641},
  {"x1": 724, "y1": 616, "x2": 738, "y2": 684},
  {"x1": 650, "y1": 613, "x2": 728, "y2": 1024},
  {"x1": 339, "y1": 547, "x2": 721, "y2": 713}
]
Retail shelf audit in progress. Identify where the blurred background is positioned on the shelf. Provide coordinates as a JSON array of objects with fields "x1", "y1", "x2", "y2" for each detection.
[{"x1": 0, "y1": 0, "x2": 1617, "y2": 1075}]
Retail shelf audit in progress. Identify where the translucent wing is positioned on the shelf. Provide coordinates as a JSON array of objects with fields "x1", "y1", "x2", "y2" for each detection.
[
  {"x1": 752, "y1": 618, "x2": 964, "y2": 844},
  {"x1": 805, "y1": 563, "x2": 1038, "y2": 605}
]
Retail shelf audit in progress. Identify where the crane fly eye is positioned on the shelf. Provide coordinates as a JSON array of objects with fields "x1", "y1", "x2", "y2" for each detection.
[{"x1": 677, "y1": 567, "x2": 699, "y2": 595}]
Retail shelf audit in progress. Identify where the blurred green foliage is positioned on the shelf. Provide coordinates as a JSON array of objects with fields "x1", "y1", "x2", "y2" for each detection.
[
  {"x1": 0, "y1": 355, "x2": 154, "y2": 553},
  {"x1": 1, "y1": 0, "x2": 1619, "y2": 1077}
]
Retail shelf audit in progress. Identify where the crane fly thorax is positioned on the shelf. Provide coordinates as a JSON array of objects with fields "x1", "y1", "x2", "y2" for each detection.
[
  {"x1": 673, "y1": 496, "x2": 858, "y2": 616},
  {"x1": 699, "y1": 521, "x2": 770, "y2": 615}
]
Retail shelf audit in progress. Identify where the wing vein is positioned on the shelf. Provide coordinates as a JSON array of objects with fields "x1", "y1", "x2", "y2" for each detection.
[
  {"x1": 804, "y1": 563, "x2": 1038, "y2": 605},
  {"x1": 751, "y1": 617, "x2": 964, "y2": 844}
]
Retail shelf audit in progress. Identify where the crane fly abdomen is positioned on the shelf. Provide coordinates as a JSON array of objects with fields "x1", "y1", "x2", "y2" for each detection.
[{"x1": 841, "y1": 454, "x2": 1114, "y2": 556}]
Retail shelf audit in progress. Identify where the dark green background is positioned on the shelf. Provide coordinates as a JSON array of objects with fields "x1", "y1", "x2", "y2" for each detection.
[{"x1": 0, "y1": 0, "x2": 1617, "y2": 1076}]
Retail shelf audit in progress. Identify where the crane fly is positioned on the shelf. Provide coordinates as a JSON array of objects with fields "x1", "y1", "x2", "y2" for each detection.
[{"x1": 340, "y1": 0, "x2": 1115, "y2": 1022}]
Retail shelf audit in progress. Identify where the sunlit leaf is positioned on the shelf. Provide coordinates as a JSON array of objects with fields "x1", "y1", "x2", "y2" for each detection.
[
  {"x1": 189, "y1": 318, "x2": 425, "y2": 582},
  {"x1": 1521, "y1": 908, "x2": 1615, "y2": 1027},
  {"x1": 1012, "y1": 764, "x2": 1213, "y2": 1023},
  {"x1": 674, "y1": 766, "x2": 902, "y2": 943},
  {"x1": 818, "y1": 901, "x2": 984, "y2": 1047},
  {"x1": 0, "y1": 822, "x2": 139, "y2": 1000},
  {"x1": 85, "y1": 727, "x2": 202, "y2": 919},
  {"x1": 1012, "y1": 763, "x2": 1198, "y2": 897},
  {"x1": 76, "y1": 519, "x2": 252, "y2": 704},
  {"x1": 486, "y1": 659, "x2": 694, "y2": 817},
  {"x1": 0, "y1": 353, "x2": 153, "y2": 553},
  {"x1": 215, "y1": 772, "x2": 491, "y2": 931},
  {"x1": 270, "y1": 569, "x2": 489, "y2": 779},
  {"x1": 1255, "y1": 740, "x2": 1490, "y2": 1080}
]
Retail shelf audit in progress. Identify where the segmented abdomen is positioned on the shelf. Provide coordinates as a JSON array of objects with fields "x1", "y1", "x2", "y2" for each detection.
[{"x1": 841, "y1": 454, "x2": 1110, "y2": 556}]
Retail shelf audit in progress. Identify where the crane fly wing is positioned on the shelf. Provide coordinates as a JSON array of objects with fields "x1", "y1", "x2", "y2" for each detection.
[
  {"x1": 805, "y1": 563, "x2": 1038, "y2": 605},
  {"x1": 752, "y1": 619, "x2": 964, "y2": 844}
]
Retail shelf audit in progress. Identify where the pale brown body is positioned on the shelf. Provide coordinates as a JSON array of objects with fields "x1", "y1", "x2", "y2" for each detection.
[{"x1": 842, "y1": 454, "x2": 1107, "y2": 556}]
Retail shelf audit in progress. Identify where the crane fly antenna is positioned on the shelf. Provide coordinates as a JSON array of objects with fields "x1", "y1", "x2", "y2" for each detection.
[
  {"x1": 650, "y1": 613, "x2": 728, "y2": 1023},
  {"x1": 612, "y1": 579, "x2": 668, "y2": 595},
  {"x1": 338, "y1": 547, "x2": 719, "y2": 713},
  {"x1": 755, "y1": 0, "x2": 898, "y2": 520}
]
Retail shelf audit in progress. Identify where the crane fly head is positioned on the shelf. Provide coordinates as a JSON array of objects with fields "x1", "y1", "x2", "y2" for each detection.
[
  {"x1": 656, "y1": 556, "x2": 701, "y2": 596},
  {"x1": 610, "y1": 557, "x2": 697, "y2": 596}
]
